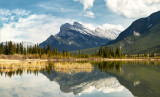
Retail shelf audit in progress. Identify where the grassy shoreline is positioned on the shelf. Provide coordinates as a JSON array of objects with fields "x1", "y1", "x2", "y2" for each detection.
[
  {"x1": 0, "y1": 54, "x2": 160, "y2": 62},
  {"x1": 0, "y1": 57, "x2": 160, "y2": 62}
]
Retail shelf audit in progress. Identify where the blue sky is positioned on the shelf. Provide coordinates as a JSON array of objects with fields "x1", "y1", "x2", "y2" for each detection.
[{"x1": 0, "y1": 0, "x2": 159, "y2": 43}]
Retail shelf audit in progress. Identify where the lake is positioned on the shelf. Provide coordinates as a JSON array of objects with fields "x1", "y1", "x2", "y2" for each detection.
[{"x1": 0, "y1": 61, "x2": 160, "y2": 97}]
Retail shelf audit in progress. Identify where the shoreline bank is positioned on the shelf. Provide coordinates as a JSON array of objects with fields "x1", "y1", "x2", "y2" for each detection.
[{"x1": 0, "y1": 58, "x2": 160, "y2": 62}]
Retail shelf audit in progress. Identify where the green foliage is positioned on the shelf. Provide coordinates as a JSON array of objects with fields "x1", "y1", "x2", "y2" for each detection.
[
  {"x1": 0, "y1": 41, "x2": 72, "y2": 58},
  {"x1": 108, "y1": 24, "x2": 160, "y2": 54},
  {"x1": 0, "y1": 43, "x2": 4, "y2": 54},
  {"x1": 97, "y1": 46, "x2": 123, "y2": 58}
]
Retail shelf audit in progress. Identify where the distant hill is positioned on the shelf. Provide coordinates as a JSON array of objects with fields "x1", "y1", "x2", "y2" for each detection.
[
  {"x1": 106, "y1": 11, "x2": 160, "y2": 54},
  {"x1": 74, "y1": 11, "x2": 160, "y2": 54},
  {"x1": 39, "y1": 22, "x2": 121, "y2": 51}
]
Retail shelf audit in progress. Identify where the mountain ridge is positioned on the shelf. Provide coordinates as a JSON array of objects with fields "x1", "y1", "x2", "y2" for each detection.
[
  {"x1": 107, "y1": 11, "x2": 160, "y2": 45},
  {"x1": 39, "y1": 22, "x2": 122, "y2": 51},
  {"x1": 106, "y1": 11, "x2": 160, "y2": 54}
]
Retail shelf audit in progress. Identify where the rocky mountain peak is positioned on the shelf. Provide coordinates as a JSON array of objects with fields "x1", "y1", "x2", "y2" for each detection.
[
  {"x1": 58, "y1": 23, "x2": 72, "y2": 36},
  {"x1": 39, "y1": 22, "x2": 123, "y2": 51},
  {"x1": 73, "y1": 22, "x2": 84, "y2": 29}
]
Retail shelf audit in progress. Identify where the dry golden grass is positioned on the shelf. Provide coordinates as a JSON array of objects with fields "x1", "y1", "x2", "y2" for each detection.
[
  {"x1": 0, "y1": 61, "x2": 47, "y2": 73},
  {"x1": 53, "y1": 62, "x2": 93, "y2": 74}
]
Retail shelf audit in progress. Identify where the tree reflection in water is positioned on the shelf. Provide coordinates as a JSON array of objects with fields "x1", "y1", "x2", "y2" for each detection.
[
  {"x1": 92, "y1": 61, "x2": 124, "y2": 73},
  {"x1": 1, "y1": 61, "x2": 159, "y2": 77}
]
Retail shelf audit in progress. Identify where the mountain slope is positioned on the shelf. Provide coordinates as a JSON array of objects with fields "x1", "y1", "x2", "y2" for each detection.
[
  {"x1": 39, "y1": 22, "x2": 121, "y2": 51},
  {"x1": 41, "y1": 68, "x2": 126, "y2": 95},
  {"x1": 72, "y1": 11, "x2": 160, "y2": 54},
  {"x1": 106, "y1": 11, "x2": 160, "y2": 54},
  {"x1": 108, "y1": 11, "x2": 160, "y2": 45}
]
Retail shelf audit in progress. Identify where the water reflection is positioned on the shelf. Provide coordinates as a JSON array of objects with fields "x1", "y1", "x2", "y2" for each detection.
[
  {"x1": 0, "y1": 61, "x2": 159, "y2": 97},
  {"x1": 92, "y1": 61, "x2": 123, "y2": 73},
  {"x1": 0, "y1": 62, "x2": 47, "y2": 77}
]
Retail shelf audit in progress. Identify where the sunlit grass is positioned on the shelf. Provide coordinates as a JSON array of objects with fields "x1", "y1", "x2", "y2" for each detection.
[
  {"x1": 53, "y1": 62, "x2": 93, "y2": 74},
  {"x1": 0, "y1": 61, "x2": 47, "y2": 73}
]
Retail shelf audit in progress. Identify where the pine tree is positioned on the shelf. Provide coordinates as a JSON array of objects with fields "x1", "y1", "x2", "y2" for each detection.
[
  {"x1": 38, "y1": 49, "x2": 42, "y2": 58},
  {"x1": 115, "y1": 47, "x2": 122, "y2": 58},
  {"x1": 66, "y1": 50, "x2": 70, "y2": 57},
  {"x1": 62, "y1": 50, "x2": 66, "y2": 57},
  {"x1": 103, "y1": 47, "x2": 109, "y2": 58},
  {"x1": 98, "y1": 46, "x2": 103, "y2": 57},
  {"x1": 27, "y1": 46, "x2": 29, "y2": 54},
  {"x1": 0, "y1": 43, "x2": 4, "y2": 54},
  {"x1": 23, "y1": 48, "x2": 27, "y2": 55},
  {"x1": 13, "y1": 43, "x2": 16, "y2": 54},
  {"x1": 46, "y1": 45, "x2": 52, "y2": 57},
  {"x1": 16, "y1": 44, "x2": 20, "y2": 54},
  {"x1": 53, "y1": 47, "x2": 56, "y2": 56},
  {"x1": 20, "y1": 43, "x2": 23, "y2": 54},
  {"x1": 110, "y1": 48, "x2": 115, "y2": 58},
  {"x1": 42, "y1": 46, "x2": 46, "y2": 54},
  {"x1": 8, "y1": 41, "x2": 15, "y2": 55},
  {"x1": 5, "y1": 42, "x2": 8, "y2": 55}
]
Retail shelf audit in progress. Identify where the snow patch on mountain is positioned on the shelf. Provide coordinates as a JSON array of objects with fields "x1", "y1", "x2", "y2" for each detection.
[
  {"x1": 71, "y1": 77, "x2": 125, "y2": 95},
  {"x1": 147, "y1": 24, "x2": 152, "y2": 28},
  {"x1": 58, "y1": 22, "x2": 123, "y2": 40},
  {"x1": 134, "y1": 31, "x2": 140, "y2": 36}
]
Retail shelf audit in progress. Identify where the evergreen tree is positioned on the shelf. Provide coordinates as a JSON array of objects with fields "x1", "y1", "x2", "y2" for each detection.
[
  {"x1": 20, "y1": 43, "x2": 23, "y2": 54},
  {"x1": 46, "y1": 45, "x2": 52, "y2": 57},
  {"x1": 62, "y1": 50, "x2": 66, "y2": 57},
  {"x1": 103, "y1": 47, "x2": 109, "y2": 58},
  {"x1": 115, "y1": 47, "x2": 122, "y2": 58},
  {"x1": 16, "y1": 44, "x2": 20, "y2": 54},
  {"x1": 8, "y1": 41, "x2": 15, "y2": 55},
  {"x1": 5, "y1": 42, "x2": 8, "y2": 55},
  {"x1": 0, "y1": 43, "x2": 4, "y2": 54},
  {"x1": 98, "y1": 46, "x2": 103, "y2": 57},
  {"x1": 27, "y1": 46, "x2": 29, "y2": 54},
  {"x1": 38, "y1": 49, "x2": 42, "y2": 58},
  {"x1": 66, "y1": 50, "x2": 70, "y2": 57},
  {"x1": 23, "y1": 48, "x2": 27, "y2": 55},
  {"x1": 42, "y1": 46, "x2": 46, "y2": 54}
]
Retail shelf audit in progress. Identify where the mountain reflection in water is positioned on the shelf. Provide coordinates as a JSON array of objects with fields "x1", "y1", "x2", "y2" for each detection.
[{"x1": 0, "y1": 61, "x2": 159, "y2": 97}]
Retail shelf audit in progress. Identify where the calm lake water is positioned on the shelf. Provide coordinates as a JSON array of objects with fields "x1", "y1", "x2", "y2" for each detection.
[{"x1": 0, "y1": 61, "x2": 160, "y2": 97}]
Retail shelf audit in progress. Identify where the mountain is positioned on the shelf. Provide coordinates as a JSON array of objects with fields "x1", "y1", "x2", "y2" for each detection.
[
  {"x1": 40, "y1": 62, "x2": 160, "y2": 97},
  {"x1": 39, "y1": 22, "x2": 121, "y2": 51},
  {"x1": 106, "y1": 11, "x2": 160, "y2": 54},
  {"x1": 41, "y1": 68, "x2": 126, "y2": 95}
]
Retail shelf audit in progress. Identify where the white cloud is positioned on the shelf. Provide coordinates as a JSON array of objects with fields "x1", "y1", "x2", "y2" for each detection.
[
  {"x1": 74, "y1": 0, "x2": 95, "y2": 18},
  {"x1": 105, "y1": 0, "x2": 160, "y2": 18},
  {"x1": 0, "y1": 9, "x2": 31, "y2": 24},
  {"x1": 74, "y1": 0, "x2": 95, "y2": 10},
  {"x1": 0, "y1": 9, "x2": 30, "y2": 17},
  {"x1": 0, "y1": 73, "x2": 74, "y2": 97},
  {"x1": 81, "y1": 23, "x2": 97, "y2": 30},
  {"x1": 100, "y1": 24, "x2": 125, "y2": 31},
  {"x1": 0, "y1": 14, "x2": 74, "y2": 43},
  {"x1": 82, "y1": 22, "x2": 124, "y2": 31},
  {"x1": 81, "y1": 22, "x2": 124, "y2": 39},
  {"x1": 38, "y1": 4, "x2": 76, "y2": 13},
  {"x1": 84, "y1": 11, "x2": 95, "y2": 18}
]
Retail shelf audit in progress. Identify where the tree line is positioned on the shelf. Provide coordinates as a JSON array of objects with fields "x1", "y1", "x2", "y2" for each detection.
[
  {"x1": 0, "y1": 41, "x2": 158, "y2": 58},
  {"x1": 97, "y1": 46, "x2": 123, "y2": 58},
  {"x1": 0, "y1": 41, "x2": 71, "y2": 58}
]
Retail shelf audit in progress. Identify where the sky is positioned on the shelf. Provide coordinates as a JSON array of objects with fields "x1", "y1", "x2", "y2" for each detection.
[{"x1": 0, "y1": 0, "x2": 159, "y2": 43}]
